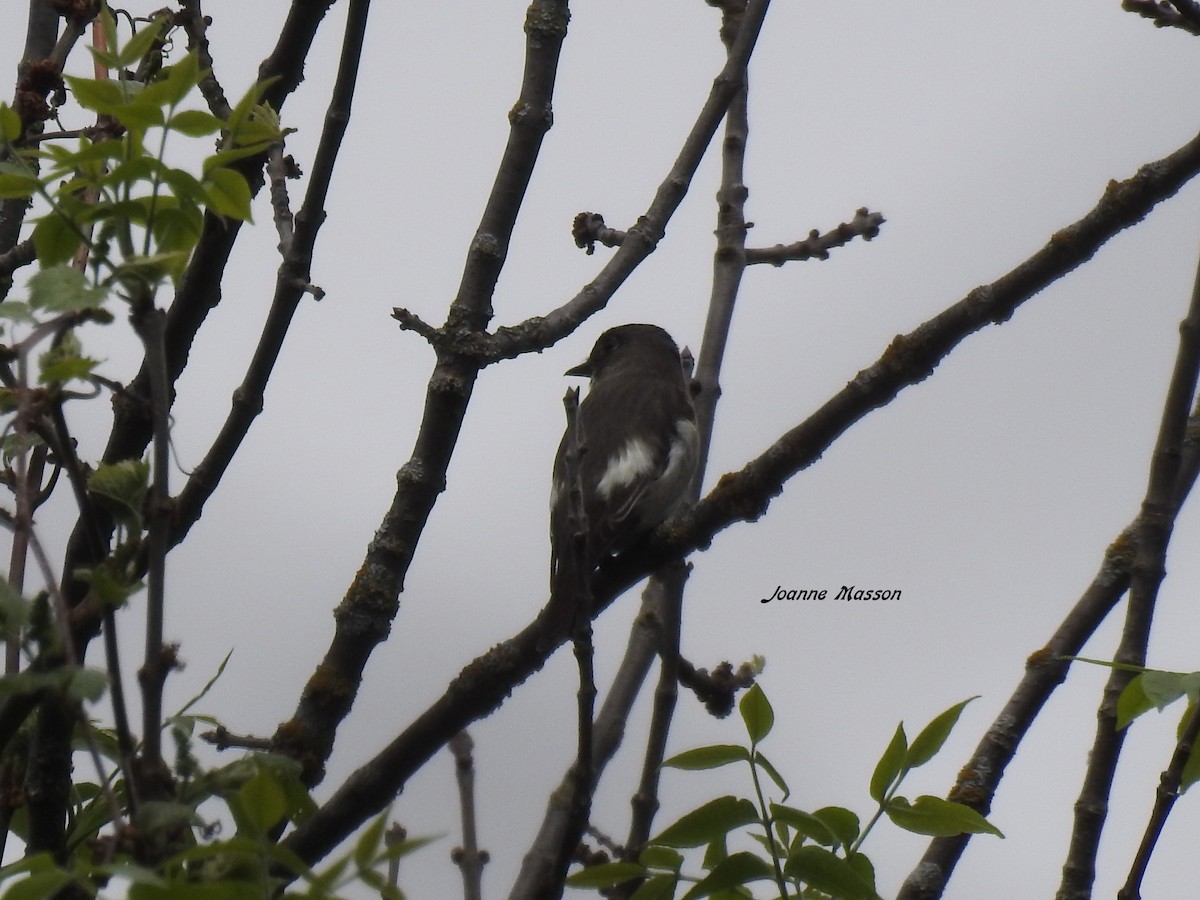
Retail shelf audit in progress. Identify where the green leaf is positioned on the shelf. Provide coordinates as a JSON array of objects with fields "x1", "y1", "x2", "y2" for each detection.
[
  {"x1": 0, "y1": 869, "x2": 77, "y2": 900},
  {"x1": 67, "y1": 667, "x2": 109, "y2": 703},
  {"x1": 38, "y1": 352, "x2": 99, "y2": 385},
  {"x1": 681, "y1": 851, "x2": 775, "y2": 899},
  {"x1": 664, "y1": 744, "x2": 749, "y2": 770},
  {"x1": 203, "y1": 167, "x2": 253, "y2": 222},
  {"x1": 88, "y1": 458, "x2": 150, "y2": 531},
  {"x1": 653, "y1": 796, "x2": 760, "y2": 849},
  {"x1": 353, "y1": 810, "x2": 389, "y2": 870},
  {"x1": 770, "y1": 804, "x2": 835, "y2": 847},
  {"x1": 28, "y1": 264, "x2": 108, "y2": 313},
  {"x1": 0, "y1": 579, "x2": 30, "y2": 644},
  {"x1": 739, "y1": 683, "x2": 773, "y2": 745},
  {"x1": 225, "y1": 77, "x2": 279, "y2": 142},
  {"x1": 110, "y1": 19, "x2": 167, "y2": 71},
  {"x1": 0, "y1": 104, "x2": 21, "y2": 143},
  {"x1": 907, "y1": 697, "x2": 977, "y2": 769},
  {"x1": 134, "y1": 800, "x2": 199, "y2": 838},
  {"x1": 0, "y1": 173, "x2": 36, "y2": 199},
  {"x1": 154, "y1": 53, "x2": 203, "y2": 108},
  {"x1": 869, "y1": 723, "x2": 907, "y2": 802},
  {"x1": 237, "y1": 768, "x2": 287, "y2": 835},
  {"x1": 638, "y1": 845, "x2": 684, "y2": 871},
  {"x1": 1117, "y1": 674, "x2": 1155, "y2": 729},
  {"x1": 784, "y1": 845, "x2": 880, "y2": 900},
  {"x1": 1181, "y1": 722, "x2": 1200, "y2": 793},
  {"x1": 31, "y1": 214, "x2": 85, "y2": 269},
  {"x1": 1145, "y1": 669, "x2": 1200, "y2": 707},
  {"x1": 1116, "y1": 671, "x2": 1200, "y2": 729},
  {"x1": 565, "y1": 861, "x2": 648, "y2": 889},
  {"x1": 812, "y1": 806, "x2": 861, "y2": 849},
  {"x1": 754, "y1": 750, "x2": 789, "y2": 799},
  {"x1": 0, "y1": 302, "x2": 34, "y2": 324},
  {"x1": 628, "y1": 873, "x2": 679, "y2": 900},
  {"x1": 202, "y1": 143, "x2": 273, "y2": 175},
  {"x1": 885, "y1": 795, "x2": 1004, "y2": 838},
  {"x1": 168, "y1": 109, "x2": 223, "y2": 138},
  {"x1": 75, "y1": 563, "x2": 143, "y2": 609},
  {"x1": 65, "y1": 75, "x2": 129, "y2": 115}
]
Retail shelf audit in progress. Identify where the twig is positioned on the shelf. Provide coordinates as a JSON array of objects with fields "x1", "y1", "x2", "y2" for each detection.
[
  {"x1": 509, "y1": 575, "x2": 667, "y2": 898},
  {"x1": 1055, "y1": 231, "x2": 1200, "y2": 899},
  {"x1": 266, "y1": 142, "x2": 296, "y2": 255},
  {"x1": 199, "y1": 723, "x2": 273, "y2": 751},
  {"x1": 619, "y1": 563, "x2": 688, "y2": 890},
  {"x1": 1122, "y1": 0, "x2": 1200, "y2": 34},
  {"x1": 169, "y1": 0, "x2": 368, "y2": 550},
  {"x1": 281, "y1": 41, "x2": 1200, "y2": 879},
  {"x1": 571, "y1": 212, "x2": 625, "y2": 254},
  {"x1": 271, "y1": 0, "x2": 572, "y2": 791},
  {"x1": 129, "y1": 290, "x2": 172, "y2": 777},
  {"x1": 449, "y1": 732, "x2": 488, "y2": 900},
  {"x1": 483, "y1": 0, "x2": 775, "y2": 364},
  {"x1": 744, "y1": 207, "x2": 885, "y2": 266},
  {"x1": 1120, "y1": 701, "x2": 1200, "y2": 898},
  {"x1": 176, "y1": 0, "x2": 232, "y2": 120},
  {"x1": 676, "y1": 657, "x2": 760, "y2": 718}
]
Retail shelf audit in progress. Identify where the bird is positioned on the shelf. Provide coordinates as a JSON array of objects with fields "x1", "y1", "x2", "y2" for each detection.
[{"x1": 541, "y1": 323, "x2": 699, "y2": 648}]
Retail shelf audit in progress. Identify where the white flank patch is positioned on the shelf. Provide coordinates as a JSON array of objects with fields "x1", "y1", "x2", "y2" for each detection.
[{"x1": 596, "y1": 437, "x2": 656, "y2": 499}]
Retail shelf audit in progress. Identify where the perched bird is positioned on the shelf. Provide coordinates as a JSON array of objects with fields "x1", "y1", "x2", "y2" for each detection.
[{"x1": 541, "y1": 323, "x2": 699, "y2": 647}]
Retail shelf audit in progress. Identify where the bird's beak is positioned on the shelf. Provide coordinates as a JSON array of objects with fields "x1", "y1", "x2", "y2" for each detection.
[{"x1": 564, "y1": 361, "x2": 592, "y2": 378}]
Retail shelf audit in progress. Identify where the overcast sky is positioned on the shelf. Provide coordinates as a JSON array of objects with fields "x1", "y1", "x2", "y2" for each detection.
[{"x1": 8, "y1": 1, "x2": 1200, "y2": 897}]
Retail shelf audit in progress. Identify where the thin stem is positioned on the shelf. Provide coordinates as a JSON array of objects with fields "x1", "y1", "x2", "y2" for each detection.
[
  {"x1": 748, "y1": 748, "x2": 787, "y2": 897},
  {"x1": 134, "y1": 291, "x2": 170, "y2": 770}
]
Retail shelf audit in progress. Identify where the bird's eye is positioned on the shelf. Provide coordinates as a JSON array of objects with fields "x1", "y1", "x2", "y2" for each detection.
[{"x1": 600, "y1": 334, "x2": 620, "y2": 355}]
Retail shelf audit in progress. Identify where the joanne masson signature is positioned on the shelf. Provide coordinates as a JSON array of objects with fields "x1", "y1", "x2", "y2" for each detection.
[{"x1": 760, "y1": 585, "x2": 902, "y2": 603}]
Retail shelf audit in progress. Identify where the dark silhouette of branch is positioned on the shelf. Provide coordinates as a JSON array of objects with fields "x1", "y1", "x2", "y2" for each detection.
[
  {"x1": 268, "y1": 0, "x2": 572, "y2": 790},
  {"x1": 483, "y1": 0, "x2": 774, "y2": 363},
  {"x1": 508, "y1": 572, "x2": 674, "y2": 899},
  {"x1": 177, "y1": 0, "x2": 232, "y2": 120},
  {"x1": 0, "y1": 239, "x2": 37, "y2": 292},
  {"x1": 13, "y1": 0, "x2": 378, "y2": 867},
  {"x1": 278, "y1": 108, "x2": 1200, "y2": 878},
  {"x1": 1123, "y1": 0, "x2": 1200, "y2": 34},
  {"x1": 1054, "y1": 233, "x2": 1200, "y2": 900},
  {"x1": 897, "y1": 236, "x2": 1200, "y2": 900},
  {"x1": 449, "y1": 732, "x2": 488, "y2": 900},
  {"x1": 622, "y1": 566, "x2": 686, "y2": 869},
  {"x1": 1119, "y1": 700, "x2": 1200, "y2": 898},
  {"x1": 744, "y1": 207, "x2": 885, "y2": 266},
  {"x1": 571, "y1": 212, "x2": 624, "y2": 254},
  {"x1": 170, "y1": 0, "x2": 368, "y2": 548},
  {"x1": 677, "y1": 657, "x2": 759, "y2": 718}
]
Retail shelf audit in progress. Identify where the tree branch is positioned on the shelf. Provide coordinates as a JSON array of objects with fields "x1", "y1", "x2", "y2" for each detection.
[
  {"x1": 278, "y1": 96, "x2": 1200, "y2": 878},
  {"x1": 1055, "y1": 227, "x2": 1200, "y2": 900}
]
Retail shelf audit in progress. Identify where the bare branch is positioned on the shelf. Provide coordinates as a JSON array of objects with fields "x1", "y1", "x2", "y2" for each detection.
[
  {"x1": 485, "y1": 0, "x2": 775, "y2": 363},
  {"x1": 1122, "y1": 0, "x2": 1200, "y2": 35},
  {"x1": 281, "y1": 72, "x2": 1200, "y2": 879},
  {"x1": 1055, "y1": 228, "x2": 1200, "y2": 899},
  {"x1": 176, "y1": 0, "x2": 233, "y2": 120},
  {"x1": 449, "y1": 732, "x2": 488, "y2": 900},
  {"x1": 170, "y1": 0, "x2": 369, "y2": 549},
  {"x1": 745, "y1": 207, "x2": 885, "y2": 266}
]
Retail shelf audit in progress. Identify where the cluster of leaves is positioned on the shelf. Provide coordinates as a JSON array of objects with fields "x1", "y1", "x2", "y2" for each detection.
[
  {"x1": 0, "y1": 724, "x2": 426, "y2": 899},
  {"x1": 0, "y1": 8, "x2": 276, "y2": 288},
  {"x1": 0, "y1": 7, "x2": 428, "y2": 898},
  {"x1": 569, "y1": 687, "x2": 1001, "y2": 899},
  {"x1": 1072, "y1": 656, "x2": 1200, "y2": 791}
]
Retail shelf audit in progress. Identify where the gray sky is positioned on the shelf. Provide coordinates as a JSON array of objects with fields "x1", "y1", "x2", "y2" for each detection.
[{"x1": 7, "y1": 1, "x2": 1200, "y2": 897}]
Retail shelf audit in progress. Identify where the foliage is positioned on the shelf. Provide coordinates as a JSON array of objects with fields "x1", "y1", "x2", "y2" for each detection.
[
  {"x1": 567, "y1": 686, "x2": 1001, "y2": 899},
  {"x1": 0, "y1": 7, "x2": 424, "y2": 897}
]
